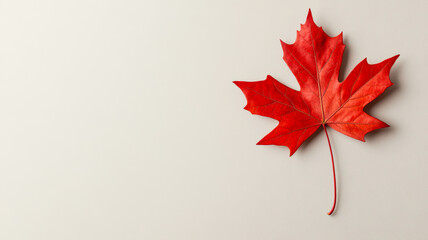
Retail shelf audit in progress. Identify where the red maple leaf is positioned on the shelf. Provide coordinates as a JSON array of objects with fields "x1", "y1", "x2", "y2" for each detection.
[{"x1": 234, "y1": 10, "x2": 399, "y2": 215}]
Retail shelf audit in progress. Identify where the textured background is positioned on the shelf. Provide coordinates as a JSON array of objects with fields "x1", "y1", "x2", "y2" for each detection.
[{"x1": 0, "y1": 0, "x2": 426, "y2": 239}]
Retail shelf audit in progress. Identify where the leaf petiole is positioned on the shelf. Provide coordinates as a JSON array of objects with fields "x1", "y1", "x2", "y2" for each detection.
[{"x1": 323, "y1": 124, "x2": 337, "y2": 215}]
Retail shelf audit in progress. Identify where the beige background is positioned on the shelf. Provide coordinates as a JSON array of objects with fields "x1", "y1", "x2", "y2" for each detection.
[{"x1": 0, "y1": 0, "x2": 427, "y2": 239}]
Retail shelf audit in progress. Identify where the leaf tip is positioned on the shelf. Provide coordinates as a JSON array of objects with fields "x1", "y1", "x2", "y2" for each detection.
[
  {"x1": 280, "y1": 39, "x2": 290, "y2": 48},
  {"x1": 390, "y1": 54, "x2": 400, "y2": 63},
  {"x1": 337, "y1": 31, "x2": 344, "y2": 41},
  {"x1": 233, "y1": 81, "x2": 243, "y2": 87},
  {"x1": 304, "y1": 8, "x2": 319, "y2": 28},
  {"x1": 307, "y1": 8, "x2": 313, "y2": 21},
  {"x1": 380, "y1": 121, "x2": 390, "y2": 129},
  {"x1": 266, "y1": 75, "x2": 275, "y2": 82}
]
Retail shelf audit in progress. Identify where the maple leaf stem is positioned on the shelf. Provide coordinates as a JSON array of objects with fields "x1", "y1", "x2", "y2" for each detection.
[{"x1": 323, "y1": 124, "x2": 337, "y2": 215}]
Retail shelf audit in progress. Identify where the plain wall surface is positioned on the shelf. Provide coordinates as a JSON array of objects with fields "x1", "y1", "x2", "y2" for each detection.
[{"x1": 0, "y1": 0, "x2": 427, "y2": 239}]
